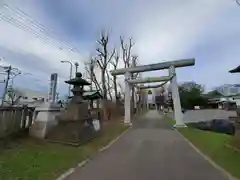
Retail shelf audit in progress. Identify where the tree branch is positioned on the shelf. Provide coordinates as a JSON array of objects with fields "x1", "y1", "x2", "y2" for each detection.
[
  {"x1": 110, "y1": 51, "x2": 119, "y2": 69},
  {"x1": 107, "y1": 48, "x2": 116, "y2": 64},
  {"x1": 120, "y1": 36, "x2": 135, "y2": 68}
]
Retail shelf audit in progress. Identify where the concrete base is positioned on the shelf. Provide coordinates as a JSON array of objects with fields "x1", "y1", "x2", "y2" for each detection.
[
  {"x1": 29, "y1": 104, "x2": 61, "y2": 139},
  {"x1": 173, "y1": 123, "x2": 187, "y2": 128},
  {"x1": 124, "y1": 122, "x2": 133, "y2": 126}
]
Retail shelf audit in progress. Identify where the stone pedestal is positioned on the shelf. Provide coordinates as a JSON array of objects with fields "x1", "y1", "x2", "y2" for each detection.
[
  {"x1": 29, "y1": 104, "x2": 61, "y2": 139},
  {"x1": 46, "y1": 119, "x2": 98, "y2": 145},
  {"x1": 44, "y1": 72, "x2": 101, "y2": 146}
]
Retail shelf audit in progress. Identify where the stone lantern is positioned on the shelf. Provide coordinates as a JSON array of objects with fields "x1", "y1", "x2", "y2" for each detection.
[
  {"x1": 65, "y1": 72, "x2": 91, "y2": 103},
  {"x1": 46, "y1": 72, "x2": 99, "y2": 145}
]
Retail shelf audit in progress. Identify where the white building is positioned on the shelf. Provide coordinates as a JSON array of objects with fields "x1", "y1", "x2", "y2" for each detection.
[
  {"x1": 4, "y1": 88, "x2": 49, "y2": 106},
  {"x1": 216, "y1": 84, "x2": 240, "y2": 96}
]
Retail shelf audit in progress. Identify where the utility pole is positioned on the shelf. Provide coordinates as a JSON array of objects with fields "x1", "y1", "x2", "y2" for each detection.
[{"x1": 1, "y1": 66, "x2": 11, "y2": 106}]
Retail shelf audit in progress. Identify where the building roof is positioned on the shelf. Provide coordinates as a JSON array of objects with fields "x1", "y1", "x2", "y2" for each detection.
[
  {"x1": 83, "y1": 91, "x2": 102, "y2": 100},
  {"x1": 68, "y1": 91, "x2": 102, "y2": 100},
  {"x1": 229, "y1": 65, "x2": 240, "y2": 73},
  {"x1": 14, "y1": 88, "x2": 48, "y2": 97}
]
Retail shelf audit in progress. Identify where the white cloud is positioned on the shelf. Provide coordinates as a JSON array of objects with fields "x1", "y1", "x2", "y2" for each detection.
[
  {"x1": 132, "y1": 0, "x2": 233, "y2": 61},
  {"x1": 0, "y1": 0, "x2": 240, "y2": 95}
]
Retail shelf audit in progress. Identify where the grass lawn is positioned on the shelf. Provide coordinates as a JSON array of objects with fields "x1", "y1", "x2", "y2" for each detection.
[
  {"x1": 176, "y1": 125, "x2": 240, "y2": 179},
  {"x1": 0, "y1": 122, "x2": 128, "y2": 180}
]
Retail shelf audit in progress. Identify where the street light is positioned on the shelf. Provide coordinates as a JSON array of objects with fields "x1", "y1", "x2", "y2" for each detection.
[
  {"x1": 74, "y1": 62, "x2": 79, "y2": 73},
  {"x1": 61, "y1": 60, "x2": 73, "y2": 98}
]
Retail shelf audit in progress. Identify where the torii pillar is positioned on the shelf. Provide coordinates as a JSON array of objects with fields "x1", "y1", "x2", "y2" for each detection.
[
  {"x1": 124, "y1": 72, "x2": 132, "y2": 124},
  {"x1": 169, "y1": 65, "x2": 186, "y2": 127},
  {"x1": 110, "y1": 58, "x2": 195, "y2": 126}
]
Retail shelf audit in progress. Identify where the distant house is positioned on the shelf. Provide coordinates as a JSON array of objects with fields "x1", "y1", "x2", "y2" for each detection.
[
  {"x1": 208, "y1": 94, "x2": 240, "y2": 110},
  {"x1": 215, "y1": 84, "x2": 240, "y2": 96},
  {"x1": 4, "y1": 88, "x2": 49, "y2": 107}
]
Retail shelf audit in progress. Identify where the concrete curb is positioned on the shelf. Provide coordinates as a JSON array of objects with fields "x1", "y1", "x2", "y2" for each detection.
[
  {"x1": 99, "y1": 126, "x2": 131, "y2": 152},
  {"x1": 56, "y1": 126, "x2": 131, "y2": 180},
  {"x1": 56, "y1": 160, "x2": 89, "y2": 180},
  {"x1": 174, "y1": 129, "x2": 238, "y2": 180}
]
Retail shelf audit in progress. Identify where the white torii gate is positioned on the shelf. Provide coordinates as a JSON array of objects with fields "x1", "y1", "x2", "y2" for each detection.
[{"x1": 110, "y1": 58, "x2": 195, "y2": 128}]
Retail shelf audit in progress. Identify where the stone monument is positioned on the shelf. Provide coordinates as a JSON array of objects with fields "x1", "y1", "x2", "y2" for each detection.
[
  {"x1": 29, "y1": 73, "x2": 61, "y2": 139},
  {"x1": 46, "y1": 72, "x2": 100, "y2": 146}
]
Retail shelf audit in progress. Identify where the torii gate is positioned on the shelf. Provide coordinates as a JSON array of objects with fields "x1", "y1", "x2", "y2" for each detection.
[
  {"x1": 110, "y1": 58, "x2": 195, "y2": 128},
  {"x1": 137, "y1": 80, "x2": 171, "y2": 111}
]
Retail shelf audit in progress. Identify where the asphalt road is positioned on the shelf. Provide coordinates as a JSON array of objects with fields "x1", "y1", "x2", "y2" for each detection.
[{"x1": 66, "y1": 110, "x2": 229, "y2": 180}]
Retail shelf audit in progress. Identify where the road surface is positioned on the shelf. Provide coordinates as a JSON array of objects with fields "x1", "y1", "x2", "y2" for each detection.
[{"x1": 66, "y1": 110, "x2": 229, "y2": 180}]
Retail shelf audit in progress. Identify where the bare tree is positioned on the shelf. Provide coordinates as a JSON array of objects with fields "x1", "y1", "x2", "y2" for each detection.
[
  {"x1": 6, "y1": 88, "x2": 22, "y2": 105},
  {"x1": 120, "y1": 36, "x2": 138, "y2": 115},
  {"x1": 110, "y1": 51, "x2": 120, "y2": 100},
  {"x1": 106, "y1": 70, "x2": 113, "y2": 100},
  {"x1": 96, "y1": 31, "x2": 115, "y2": 100},
  {"x1": 120, "y1": 36, "x2": 134, "y2": 68},
  {"x1": 131, "y1": 55, "x2": 139, "y2": 78},
  {"x1": 84, "y1": 58, "x2": 102, "y2": 94},
  {"x1": 118, "y1": 83, "x2": 125, "y2": 99}
]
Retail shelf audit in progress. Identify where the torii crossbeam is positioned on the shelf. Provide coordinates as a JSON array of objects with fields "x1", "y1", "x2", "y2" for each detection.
[{"x1": 110, "y1": 58, "x2": 195, "y2": 127}]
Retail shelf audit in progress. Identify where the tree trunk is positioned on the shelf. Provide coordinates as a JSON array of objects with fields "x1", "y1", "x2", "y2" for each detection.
[
  {"x1": 106, "y1": 71, "x2": 113, "y2": 101},
  {"x1": 102, "y1": 70, "x2": 107, "y2": 100},
  {"x1": 113, "y1": 76, "x2": 118, "y2": 101}
]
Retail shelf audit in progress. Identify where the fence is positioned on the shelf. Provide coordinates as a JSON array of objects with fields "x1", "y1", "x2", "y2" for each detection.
[{"x1": 0, "y1": 106, "x2": 35, "y2": 138}]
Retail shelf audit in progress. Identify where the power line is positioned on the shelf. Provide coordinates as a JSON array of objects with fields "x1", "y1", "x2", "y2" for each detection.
[
  {"x1": 0, "y1": 13, "x2": 52, "y2": 45},
  {"x1": 0, "y1": 13, "x2": 85, "y2": 63},
  {"x1": 0, "y1": 11, "x2": 70, "y2": 54},
  {"x1": 2, "y1": 4, "x2": 75, "y2": 50},
  {"x1": 8, "y1": 4, "x2": 81, "y2": 54},
  {"x1": 1, "y1": 3, "x2": 84, "y2": 58},
  {"x1": 237, "y1": 0, "x2": 240, "y2": 6},
  {"x1": 2, "y1": 4, "x2": 74, "y2": 53}
]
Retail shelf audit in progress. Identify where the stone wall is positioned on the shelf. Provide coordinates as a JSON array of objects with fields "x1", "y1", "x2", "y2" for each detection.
[{"x1": 0, "y1": 106, "x2": 34, "y2": 138}]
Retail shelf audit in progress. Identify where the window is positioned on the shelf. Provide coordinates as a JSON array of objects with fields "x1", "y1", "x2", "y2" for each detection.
[
  {"x1": 230, "y1": 87, "x2": 238, "y2": 95},
  {"x1": 32, "y1": 97, "x2": 38, "y2": 101},
  {"x1": 23, "y1": 97, "x2": 28, "y2": 99}
]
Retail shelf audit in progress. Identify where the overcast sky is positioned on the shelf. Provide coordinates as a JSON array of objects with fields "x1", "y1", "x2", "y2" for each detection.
[{"x1": 0, "y1": 0, "x2": 240, "y2": 96}]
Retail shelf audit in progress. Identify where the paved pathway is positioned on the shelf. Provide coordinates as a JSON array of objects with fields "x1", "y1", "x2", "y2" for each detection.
[{"x1": 66, "y1": 110, "x2": 229, "y2": 180}]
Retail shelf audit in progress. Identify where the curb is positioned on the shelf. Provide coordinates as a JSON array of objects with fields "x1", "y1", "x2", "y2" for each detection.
[
  {"x1": 99, "y1": 126, "x2": 131, "y2": 152},
  {"x1": 174, "y1": 129, "x2": 238, "y2": 180},
  {"x1": 56, "y1": 160, "x2": 89, "y2": 180},
  {"x1": 56, "y1": 126, "x2": 131, "y2": 180}
]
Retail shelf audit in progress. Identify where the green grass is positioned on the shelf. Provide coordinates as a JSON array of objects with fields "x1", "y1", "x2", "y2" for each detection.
[
  {"x1": 178, "y1": 127, "x2": 240, "y2": 179},
  {"x1": 0, "y1": 122, "x2": 128, "y2": 180},
  {"x1": 165, "y1": 117, "x2": 240, "y2": 178}
]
